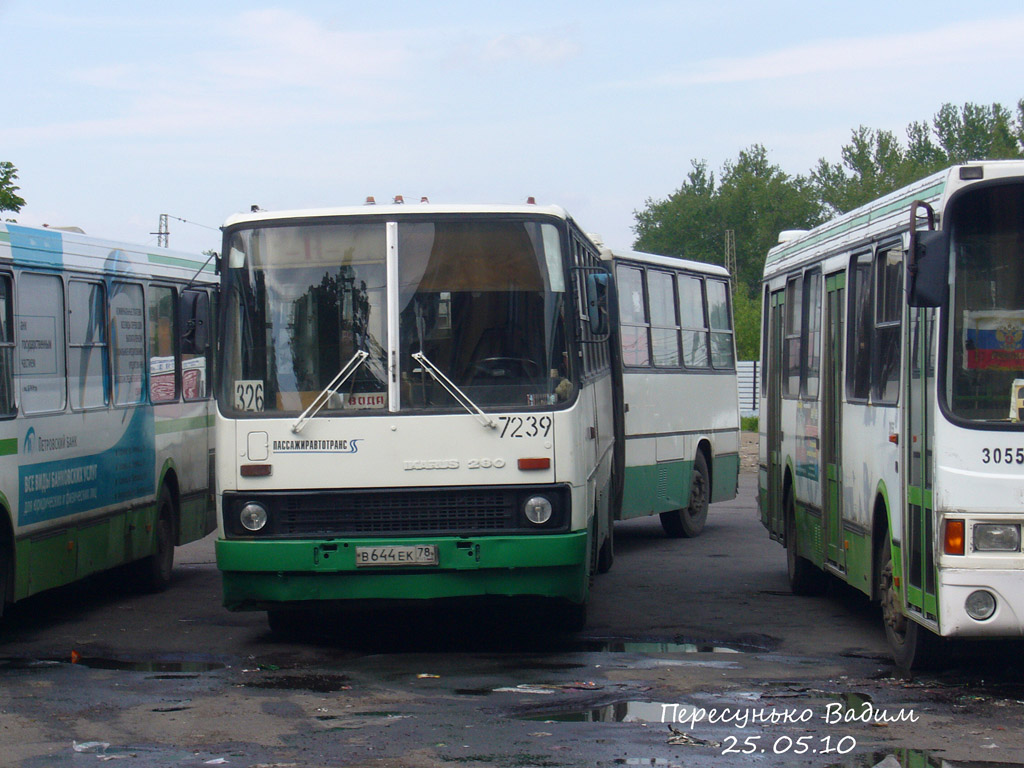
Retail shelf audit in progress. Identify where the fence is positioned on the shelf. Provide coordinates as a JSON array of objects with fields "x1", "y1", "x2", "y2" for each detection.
[{"x1": 737, "y1": 360, "x2": 759, "y2": 418}]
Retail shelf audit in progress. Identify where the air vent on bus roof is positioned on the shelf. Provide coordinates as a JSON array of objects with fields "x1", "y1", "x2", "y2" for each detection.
[{"x1": 777, "y1": 230, "x2": 808, "y2": 244}]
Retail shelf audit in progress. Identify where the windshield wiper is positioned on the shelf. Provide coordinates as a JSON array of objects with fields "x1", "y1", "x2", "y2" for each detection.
[
  {"x1": 412, "y1": 351, "x2": 497, "y2": 429},
  {"x1": 292, "y1": 350, "x2": 370, "y2": 433}
]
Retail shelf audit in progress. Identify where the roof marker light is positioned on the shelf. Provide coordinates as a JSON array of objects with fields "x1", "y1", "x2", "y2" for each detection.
[
  {"x1": 365, "y1": 196, "x2": 376, "y2": 205},
  {"x1": 394, "y1": 195, "x2": 405, "y2": 204},
  {"x1": 526, "y1": 196, "x2": 536, "y2": 205}
]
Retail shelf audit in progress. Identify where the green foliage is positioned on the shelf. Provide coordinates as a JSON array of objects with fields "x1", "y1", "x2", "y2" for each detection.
[
  {"x1": 812, "y1": 101, "x2": 1024, "y2": 215},
  {"x1": 0, "y1": 162, "x2": 26, "y2": 215},
  {"x1": 741, "y1": 415, "x2": 759, "y2": 433},
  {"x1": 632, "y1": 99, "x2": 1024, "y2": 362},
  {"x1": 633, "y1": 145, "x2": 824, "y2": 299},
  {"x1": 731, "y1": 284, "x2": 761, "y2": 361}
]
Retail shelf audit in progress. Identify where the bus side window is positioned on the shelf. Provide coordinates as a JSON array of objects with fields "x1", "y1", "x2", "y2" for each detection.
[
  {"x1": 110, "y1": 282, "x2": 145, "y2": 406},
  {"x1": 801, "y1": 271, "x2": 821, "y2": 397},
  {"x1": 0, "y1": 274, "x2": 15, "y2": 417},
  {"x1": 874, "y1": 244, "x2": 903, "y2": 404},
  {"x1": 149, "y1": 285, "x2": 178, "y2": 403},
  {"x1": 678, "y1": 275, "x2": 708, "y2": 369},
  {"x1": 181, "y1": 289, "x2": 211, "y2": 400},
  {"x1": 707, "y1": 278, "x2": 736, "y2": 370},
  {"x1": 68, "y1": 280, "x2": 109, "y2": 410},
  {"x1": 847, "y1": 253, "x2": 873, "y2": 401},
  {"x1": 617, "y1": 265, "x2": 650, "y2": 367},
  {"x1": 783, "y1": 275, "x2": 802, "y2": 395},
  {"x1": 18, "y1": 272, "x2": 67, "y2": 415},
  {"x1": 648, "y1": 270, "x2": 680, "y2": 367}
]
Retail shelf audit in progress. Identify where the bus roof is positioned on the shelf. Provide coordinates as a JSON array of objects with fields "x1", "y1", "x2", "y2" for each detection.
[
  {"x1": 599, "y1": 245, "x2": 731, "y2": 278},
  {"x1": 0, "y1": 222, "x2": 215, "y2": 282},
  {"x1": 763, "y1": 160, "x2": 1024, "y2": 276},
  {"x1": 223, "y1": 202, "x2": 573, "y2": 229}
]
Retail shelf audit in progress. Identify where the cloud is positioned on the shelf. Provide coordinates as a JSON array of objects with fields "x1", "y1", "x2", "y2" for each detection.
[
  {"x1": 630, "y1": 15, "x2": 1024, "y2": 87},
  {"x1": 480, "y1": 33, "x2": 581, "y2": 65}
]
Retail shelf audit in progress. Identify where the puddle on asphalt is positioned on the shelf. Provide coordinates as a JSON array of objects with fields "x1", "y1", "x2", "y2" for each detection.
[
  {"x1": 570, "y1": 636, "x2": 772, "y2": 654},
  {"x1": 829, "y1": 749, "x2": 1021, "y2": 767},
  {"x1": 520, "y1": 700, "x2": 674, "y2": 723},
  {"x1": 243, "y1": 672, "x2": 352, "y2": 693},
  {"x1": 0, "y1": 656, "x2": 225, "y2": 674}
]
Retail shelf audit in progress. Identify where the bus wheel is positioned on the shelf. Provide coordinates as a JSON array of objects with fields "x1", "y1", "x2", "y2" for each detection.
[
  {"x1": 878, "y1": 540, "x2": 939, "y2": 670},
  {"x1": 785, "y1": 485, "x2": 825, "y2": 595},
  {"x1": 133, "y1": 487, "x2": 175, "y2": 593},
  {"x1": 660, "y1": 451, "x2": 709, "y2": 538}
]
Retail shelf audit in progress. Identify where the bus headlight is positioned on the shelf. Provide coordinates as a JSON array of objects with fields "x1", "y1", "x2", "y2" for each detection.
[
  {"x1": 973, "y1": 523, "x2": 1020, "y2": 552},
  {"x1": 240, "y1": 502, "x2": 268, "y2": 532},
  {"x1": 524, "y1": 496, "x2": 553, "y2": 525},
  {"x1": 965, "y1": 590, "x2": 997, "y2": 621}
]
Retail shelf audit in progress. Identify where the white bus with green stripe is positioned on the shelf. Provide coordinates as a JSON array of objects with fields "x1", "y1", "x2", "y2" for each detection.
[
  {"x1": 759, "y1": 161, "x2": 1024, "y2": 669},
  {"x1": 602, "y1": 247, "x2": 740, "y2": 537},
  {"x1": 0, "y1": 222, "x2": 217, "y2": 616}
]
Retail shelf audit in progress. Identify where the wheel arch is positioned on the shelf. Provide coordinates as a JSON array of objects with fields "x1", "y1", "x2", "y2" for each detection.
[{"x1": 871, "y1": 481, "x2": 894, "y2": 602}]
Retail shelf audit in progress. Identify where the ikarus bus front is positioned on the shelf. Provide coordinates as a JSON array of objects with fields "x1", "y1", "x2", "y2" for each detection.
[{"x1": 214, "y1": 203, "x2": 616, "y2": 631}]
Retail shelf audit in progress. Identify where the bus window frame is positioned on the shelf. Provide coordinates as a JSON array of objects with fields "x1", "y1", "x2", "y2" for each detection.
[
  {"x1": 783, "y1": 274, "x2": 802, "y2": 398},
  {"x1": 67, "y1": 277, "x2": 110, "y2": 412},
  {"x1": 801, "y1": 269, "x2": 822, "y2": 399},
  {"x1": 148, "y1": 282, "x2": 180, "y2": 404},
  {"x1": 0, "y1": 272, "x2": 17, "y2": 419},
  {"x1": 872, "y1": 239, "x2": 904, "y2": 405},
  {"x1": 846, "y1": 250, "x2": 874, "y2": 404}
]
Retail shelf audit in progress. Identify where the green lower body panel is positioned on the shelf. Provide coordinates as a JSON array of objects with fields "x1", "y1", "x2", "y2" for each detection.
[
  {"x1": 620, "y1": 461, "x2": 690, "y2": 520},
  {"x1": 216, "y1": 532, "x2": 590, "y2": 611},
  {"x1": 710, "y1": 453, "x2": 740, "y2": 503}
]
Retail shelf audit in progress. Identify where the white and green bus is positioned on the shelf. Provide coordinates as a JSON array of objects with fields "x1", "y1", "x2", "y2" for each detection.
[
  {"x1": 215, "y1": 202, "x2": 616, "y2": 631},
  {"x1": 759, "y1": 161, "x2": 1024, "y2": 668},
  {"x1": 0, "y1": 222, "x2": 217, "y2": 616},
  {"x1": 602, "y1": 247, "x2": 740, "y2": 539}
]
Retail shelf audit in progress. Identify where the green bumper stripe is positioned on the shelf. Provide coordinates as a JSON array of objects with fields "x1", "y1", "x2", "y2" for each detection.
[{"x1": 216, "y1": 533, "x2": 589, "y2": 607}]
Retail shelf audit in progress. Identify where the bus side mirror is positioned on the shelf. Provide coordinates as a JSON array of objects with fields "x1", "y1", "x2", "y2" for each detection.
[
  {"x1": 180, "y1": 290, "x2": 211, "y2": 353},
  {"x1": 908, "y1": 229, "x2": 949, "y2": 308},
  {"x1": 586, "y1": 273, "x2": 610, "y2": 337}
]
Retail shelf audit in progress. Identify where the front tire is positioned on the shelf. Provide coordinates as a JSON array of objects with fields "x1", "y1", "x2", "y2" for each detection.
[
  {"x1": 660, "y1": 451, "x2": 710, "y2": 538},
  {"x1": 878, "y1": 539, "x2": 940, "y2": 670}
]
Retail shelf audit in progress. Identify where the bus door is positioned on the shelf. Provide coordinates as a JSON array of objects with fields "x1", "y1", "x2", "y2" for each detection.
[
  {"x1": 823, "y1": 274, "x2": 845, "y2": 571},
  {"x1": 904, "y1": 306, "x2": 937, "y2": 619},
  {"x1": 766, "y1": 289, "x2": 785, "y2": 537}
]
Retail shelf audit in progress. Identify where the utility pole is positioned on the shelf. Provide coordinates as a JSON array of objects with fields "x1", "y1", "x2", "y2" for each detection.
[
  {"x1": 152, "y1": 214, "x2": 169, "y2": 247},
  {"x1": 724, "y1": 229, "x2": 736, "y2": 293}
]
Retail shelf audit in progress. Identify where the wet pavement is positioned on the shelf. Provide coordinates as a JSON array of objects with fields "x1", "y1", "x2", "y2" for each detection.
[{"x1": 1, "y1": 469, "x2": 1024, "y2": 766}]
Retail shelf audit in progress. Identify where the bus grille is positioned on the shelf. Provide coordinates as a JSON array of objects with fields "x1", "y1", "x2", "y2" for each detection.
[{"x1": 278, "y1": 489, "x2": 517, "y2": 536}]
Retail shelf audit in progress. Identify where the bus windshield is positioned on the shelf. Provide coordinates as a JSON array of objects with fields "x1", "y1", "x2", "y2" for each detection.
[
  {"x1": 220, "y1": 217, "x2": 572, "y2": 417},
  {"x1": 948, "y1": 182, "x2": 1024, "y2": 423}
]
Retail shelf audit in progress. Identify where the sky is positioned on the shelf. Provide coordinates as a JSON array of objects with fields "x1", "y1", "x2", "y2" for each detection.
[{"x1": 2, "y1": 1, "x2": 1023, "y2": 256}]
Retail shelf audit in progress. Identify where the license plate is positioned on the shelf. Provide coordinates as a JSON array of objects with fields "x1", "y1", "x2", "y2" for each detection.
[{"x1": 355, "y1": 545, "x2": 439, "y2": 567}]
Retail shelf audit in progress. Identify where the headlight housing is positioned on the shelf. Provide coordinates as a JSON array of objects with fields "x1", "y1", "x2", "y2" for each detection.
[
  {"x1": 965, "y1": 590, "x2": 997, "y2": 621},
  {"x1": 240, "y1": 502, "x2": 269, "y2": 532},
  {"x1": 523, "y1": 496, "x2": 553, "y2": 525},
  {"x1": 973, "y1": 523, "x2": 1021, "y2": 552}
]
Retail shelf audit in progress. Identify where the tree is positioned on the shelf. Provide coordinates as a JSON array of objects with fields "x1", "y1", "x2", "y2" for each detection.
[
  {"x1": 633, "y1": 146, "x2": 822, "y2": 360},
  {"x1": 633, "y1": 145, "x2": 822, "y2": 298},
  {"x1": 812, "y1": 101, "x2": 1024, "y2": 215},
  {"x1": 0, "y1": 162, "x2": 26, "y2": 215}
]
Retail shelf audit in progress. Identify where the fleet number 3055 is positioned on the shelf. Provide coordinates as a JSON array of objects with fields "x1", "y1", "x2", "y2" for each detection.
[{"x1": 982, "y1": 447, "x2": 1024, "y2": 465}]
